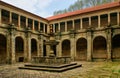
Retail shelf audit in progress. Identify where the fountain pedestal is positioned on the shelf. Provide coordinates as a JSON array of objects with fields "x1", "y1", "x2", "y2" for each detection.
[{"x1": 19, "y1": 25, "x2": 82, "y2": 72}]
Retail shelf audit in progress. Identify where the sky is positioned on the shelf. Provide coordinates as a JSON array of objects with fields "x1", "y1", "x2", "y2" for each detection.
[{"x1": 2, "y1": 0, "x2": 78, "y2": 18}]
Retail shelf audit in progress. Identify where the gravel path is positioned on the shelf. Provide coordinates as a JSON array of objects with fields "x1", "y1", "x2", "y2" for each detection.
[{"x1": 0, "y1": 62, "x2": 120, "y2": 78}]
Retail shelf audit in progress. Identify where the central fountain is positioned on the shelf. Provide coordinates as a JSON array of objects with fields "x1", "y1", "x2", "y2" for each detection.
[{"x1": 19, "y1": 25, "x2": 82, "y2": 72}]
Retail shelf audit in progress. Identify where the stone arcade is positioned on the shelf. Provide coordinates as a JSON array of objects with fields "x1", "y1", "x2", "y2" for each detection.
[{"x1": 0, "y1": 1, "x2": 120, "y2": 65}]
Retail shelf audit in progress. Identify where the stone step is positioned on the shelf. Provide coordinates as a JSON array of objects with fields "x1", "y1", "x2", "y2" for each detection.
[
  {"x1": 19, "y1": 64, "x2": 82, "y2": 72},
  {"x1": 24, "y1": 62, "x2": 77, "y2": 68}
]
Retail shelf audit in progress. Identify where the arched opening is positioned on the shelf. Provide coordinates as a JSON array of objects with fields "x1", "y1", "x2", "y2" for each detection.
[
  {"x1": 31, "y1": 39, "x2": 37, "y2": 57},
  {"x1": 112, "y1": 34, "x2": 120, "y2": 61},
  {"x1": 62, "y1": 40, "x2": 70, "y2": 56},
  {"x1": 0, "y1": 34, "x2": 7, "y2": 64},
  {"x1": 76, "y1": 38, "x2": 87, "y2": 61},
  {"x1": 15, "y1": 37, "x2": 24, "y2": 62},
  {"x1": 93, "y1": 36, "x2": 107, "y2": 61}
]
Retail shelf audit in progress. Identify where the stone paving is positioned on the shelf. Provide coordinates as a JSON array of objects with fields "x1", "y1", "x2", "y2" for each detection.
[{"x1": 0, "y1": 62, "x2": 120, "y2": 78}]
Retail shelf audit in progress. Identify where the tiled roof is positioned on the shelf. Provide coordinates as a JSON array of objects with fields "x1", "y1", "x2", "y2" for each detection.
[{"x1": 47, "y1": 1, "x2": 120, "y2": 21}]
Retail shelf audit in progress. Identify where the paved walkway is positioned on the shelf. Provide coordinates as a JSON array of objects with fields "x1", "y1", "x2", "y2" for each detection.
[{"x1": 0, "y1": 62, "x2": 120, "y2": 78}]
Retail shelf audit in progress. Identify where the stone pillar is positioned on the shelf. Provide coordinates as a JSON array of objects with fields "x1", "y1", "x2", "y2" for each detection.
[
  {"x1": 70, "y1": 37, "x2": 76, "y2": 61},
  {"x1": 80, "y1": 18, "x2": 83, "y2": 29},
  {"x1": 108, "y1": 13, "x2": 110, "y2": 25},
  {"x1": 106, "y1": 27, "x2": 112, "y2": 61},
  {"x1": 58, "y1": 23, "x2": 60, "y2": 31},
  {"x1": 25, "y1": 30, "x2": 31, "y2": 62},
  {"x1": 43, "y1": 23, "x2": 45, "y2": 33},
  {"x1": 57, "y1": 40, "x2": 62, "y2": 57},
  {"x1": 53, "y1": 24, "x2": 55, "y2": 33},
  {"x1": 98, "y1": 15, "x2": 101, "y2": 28},
  {"x1": 7, "y1": 24, "x2": 16, "y2": 64},
  {"x1": 37, "y1": 39, "x2": 40, "y2": 57},
  {"x1": 89, "y1": 17, "x2": 91, "y2": 26},
  {"x1": 56, "y1": 33, "x2": 62, "y2": 57},
  {"x1": 6, "y1": 35, "x2": 10, "y2": 63},
  {"x1": 40, "y1": 37, "x2": 44, "y2": 57},
  {"x1": 72, "y1": 20, "x2": 75, "y2": 29},
  {"x1": 10, "y1": 33, "x2": 15, "y2": 63},
  {"x1": 32, "y1": 20, "x2": 34, "y2": 30},
  {"x1": 117, "y1": 12, "x2": 120, "y2": 25},
  {"x1": 0, "y1": 8, "x2": 1, "y2": 25},
  {"x1": 26, "y1": 17, "x2": 28, "y2": 28},
  {"x1": 47, "y1": 24, "x2": 49, "y2": 33},
  {"x1": 65, "y1": 22, "x2": 67, "y2": 32},
  {"x1": 69, "y1": 30, "x2": 76, "y2": 61},
  {"x1": 46, "y1": 45, "x2": 50, "y2": 56},
  {"x1": 86, "y1": 28, "x2": 93, "y2": 61}
]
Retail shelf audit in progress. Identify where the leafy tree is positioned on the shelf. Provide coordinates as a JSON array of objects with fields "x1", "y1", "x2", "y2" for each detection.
[{"x1": 53, "y1": 0, "x2": 114, "y2": 15}]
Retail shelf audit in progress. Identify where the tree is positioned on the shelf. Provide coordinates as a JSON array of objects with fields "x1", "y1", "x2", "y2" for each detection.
[{"x1": 53, "y1": 0, "x2": 114, "y2": 15}]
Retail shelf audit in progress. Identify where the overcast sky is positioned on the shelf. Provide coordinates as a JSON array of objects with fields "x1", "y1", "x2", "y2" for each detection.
[{"x1": 2, "y1": 0, "x2": 77, "y2": 18}]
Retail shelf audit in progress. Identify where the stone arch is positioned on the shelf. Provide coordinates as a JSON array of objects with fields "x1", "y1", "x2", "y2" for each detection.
[
  {"x1": 0, "y1": 34, "x2": 7, "y2": 64},
  {"x1": 112, "y1": 34, "x2": 120, "y2": 61},
  {"x1": 15, "y1": 36, "x2": 24, "y2": 62},
  {"x1": 93, "y1": 36, "x2": 107, "y2": 61},
  {"x1": 31, "y1": 38, "x2": 37, "y2": 57},
  {"x1": 62, "y1": 39, "x2": 71, "y2": 56},
  {"x1": 76, "y1": 38, "x2": 87, "y2": 61}
]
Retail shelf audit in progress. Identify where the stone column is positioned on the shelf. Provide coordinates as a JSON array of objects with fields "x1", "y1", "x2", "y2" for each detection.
[
  {"x1": 26, "y1": 17, "x2": 28, "y2": 28},
  {"x1": 40, "y1": 37, "x2": 44, "y2": 57},
  {"x1": 53, "y1": 24, "x2": 55, "y2": 33},
  {"x1": 43, "y1": 23, "x2": 45, "y2": 33},
  {"x1": 24, "y1": 30, "x2": 31, "y2": 62},
  {"x1": 0, "y1": 8, "x2": 1, "y2": 25},
  {"x1": 89, "y1": 17, "x2": 91, "y2": 26},
  {"x1": 65, "y1": 22, "x2": 67, "y2": 32},
  {"x1": 98, "y1": 15, "x2": 101, "y2": 28},
  {"x1": 7, "y1": 24, "x2": 16, "y2": 64},
  {"x1": 70, "y1": 37, "x2": 76, "y2": 61},
  {"x1": 69, "y1": 30, "x2": 76, "y2": 61},
  {"x1": 32, "y1": 20, "x2": 34, "y2": 30},
  {"x1": 117, "y1": 12, "x2": 120, "y2": 25},
  {"x1": 80, "y1": 18, "x2": 83, "y2": 29},
  {"x1": 56, "y1": 33, "x2": 62, "y2": 57},
  {"x1": 37, "y1": 39, "x2": 40, "y2": 57},
  {"x1": 46, "y1": 45, "x2": 50, "y2": 56},
  {"x1": 47, "y1": 24, "x2": 49, "y2": 33},
  {"x1": 106, "y1": 27, "x2": 112, "y2": 61},
  {"x1": 57, "y1": 40, "x2": 62, "y2": 57},
  {"x1": 108, "y1": 13, "x2": 110, "y2": 25},
  {"x1": 58, "y1": 23, "x2": 60, "y2": 31},
  {"x1": 86, "y1": 28, "x2": 93, "y2": 61},
  {"x1": 10, "y1": 33, "x2": 15, "y2": 64},
  {"x1": 6, "y1": 35, "x2": 10, "y2": 63},
  {"x1": 72, "y1": 20, "x2": 75, "y2": 29}
]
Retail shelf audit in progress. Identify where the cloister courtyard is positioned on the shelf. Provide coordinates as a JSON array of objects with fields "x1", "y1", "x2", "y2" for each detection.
[
  {"x1": 0, "y1": 62, "x2": 120, "y2": 78},
  {"x1": 0, "y1": 0, "x2": 120, "y2": 78}
]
